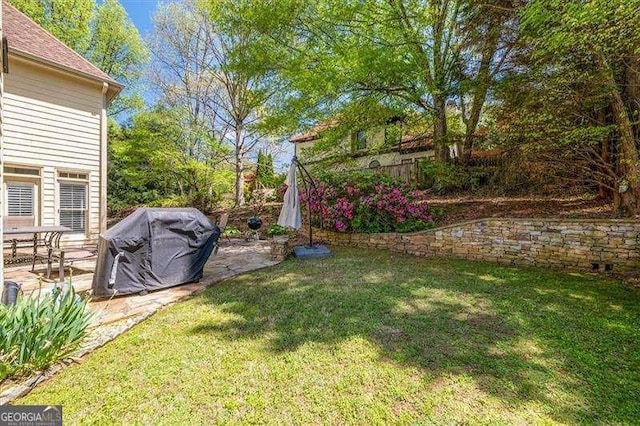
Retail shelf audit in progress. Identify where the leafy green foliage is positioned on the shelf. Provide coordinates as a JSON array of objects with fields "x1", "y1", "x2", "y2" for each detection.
[
  {"x1": 312, "y1": 169, "x2": 398, "y2": 191},
  {"x1": 0, "y1": 286, "x2": 92, "y2": 381},
  {"x1": 265, "y1": 224, "x2": 288, "y2": 237},
  {"x1": 420, "y1": 159, "x2": 490, "y2": 194},
  {"x1": 221, "y1": 225, "x2": 240, "y2": 238},
  {"x1": 496, "y1": 0, "x2": 640, "y2": 213},
  {"x1": 231, "y1": 0, "x2": 517, "y2": 160},
  {"x1": 254, "y1": 150, "x2": 276, "y2": 188},
  {"x1": 8, "y1": 0, "x2": 93, "y2": 51},
  {"x1": 107, "y1": 108, "x2": 233, "y2": 214},
  {"x1": 85, "y1": 0, "x2": 149, "y2": 115}
]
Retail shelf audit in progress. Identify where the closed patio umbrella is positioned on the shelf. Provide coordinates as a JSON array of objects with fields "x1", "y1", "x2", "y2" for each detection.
[{"x1": 277, "y1": 160, "x2": 302, "y2": 230}]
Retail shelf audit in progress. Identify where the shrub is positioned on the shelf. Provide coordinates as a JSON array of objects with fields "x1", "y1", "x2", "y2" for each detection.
[
  {"x1": 222, "y1": 225, "x2": 240, "y2": 238},
  {"x1": 150, "y1": 195, "x2": 189, "y2": 208},
  {"x1": 300, "y1": 171, "x2": 434, "y2": 233},
  {"x1": 420, "y1": 159, "x2": 492, "y2": 193},
  {"x1": 266, "y1": 224, "x2": 288, "y2": 237},
  {"x1": 0, "y1": 286, "x2": 93, "y2": 381}
]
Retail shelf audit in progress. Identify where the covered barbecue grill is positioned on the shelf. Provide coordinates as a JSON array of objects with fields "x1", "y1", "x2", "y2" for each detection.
[{"x1": 92, "y1": 208, "x2": 220, "y2": 297}]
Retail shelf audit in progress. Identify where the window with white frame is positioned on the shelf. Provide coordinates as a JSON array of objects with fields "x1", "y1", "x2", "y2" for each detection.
[
  {"x1": 4, "y1": 166, "x2": 41, "y2": 228},
  {"x1": 58, "y1": 172, "x2": 89, "y2": 233}
]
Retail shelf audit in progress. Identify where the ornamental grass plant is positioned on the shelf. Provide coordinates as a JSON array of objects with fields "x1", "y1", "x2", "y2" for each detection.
[{"x1": 0, "y1": 285, "x2": 93, "y2": 381}]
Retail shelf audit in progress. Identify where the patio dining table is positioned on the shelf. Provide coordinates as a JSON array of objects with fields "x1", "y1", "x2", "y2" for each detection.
[{"x1": 3, "y1": 225, "x2": 72, "y2": 265}]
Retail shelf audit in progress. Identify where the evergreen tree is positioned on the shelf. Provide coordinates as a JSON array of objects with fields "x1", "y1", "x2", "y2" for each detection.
[{"x1": 255, "y1": 150, "x2": 276, "y2": 188}]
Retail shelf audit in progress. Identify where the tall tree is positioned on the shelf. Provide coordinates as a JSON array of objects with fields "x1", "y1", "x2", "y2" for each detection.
[
  {"x1": 498, "y1": 0, "x2": 640, "y2": 215},
  {"x1": 206, "y1": 0, "x2": 279, "y2": 206},
  {"x1": 8, "y1": 0, "x2": 93, "y2": 51},
  {"x1": 84, "y1": 0, "x2": 149, "y2": 115},
  {"x1": 148, "y1": 0, "x2": 225, "y2": 173},
  {"x1": 255, "y1": 150, "x2": 275, "y2": 188},
  {"x1": 151, "y1": 0, "x2": 277, "y2": 206},
  {"x1": 457, "y1": 0, "x2": 519, "y2": 159},
  {"x1": 235, "y1": 0, "x2": 517, "y2": 161},
  {"x1": 9, "y1": 0, "x2": 148, "y2": 116}
]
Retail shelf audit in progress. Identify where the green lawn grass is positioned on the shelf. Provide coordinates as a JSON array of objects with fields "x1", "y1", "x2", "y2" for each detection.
[{"x1": 17, "y1": 248, "x2": 640, "y2": 424}]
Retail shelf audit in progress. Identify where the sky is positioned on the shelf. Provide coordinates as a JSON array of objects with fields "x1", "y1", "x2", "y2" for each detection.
[{"x1": 119, "y1": 0, "x2": 160, "y2": 36}]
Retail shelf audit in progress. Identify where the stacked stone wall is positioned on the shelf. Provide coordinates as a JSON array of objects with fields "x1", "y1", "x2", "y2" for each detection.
[{"x1": 310, "y1": 219, "x2": 640, "y2": 272}]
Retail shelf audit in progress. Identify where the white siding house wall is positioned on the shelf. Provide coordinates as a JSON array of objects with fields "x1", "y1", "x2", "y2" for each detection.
[{"x1": 3, "y1": 57, "x2": 105, "y2": 245}]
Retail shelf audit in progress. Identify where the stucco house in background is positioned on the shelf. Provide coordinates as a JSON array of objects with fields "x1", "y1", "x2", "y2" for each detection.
[
  {"x1": 2, "y1": 0, "x2": 121, "y2": 245},
  {"x1": 290, "y1": 119, "x2": 437, "y2": 184},
  {"x1": 290, "y1": 101, "x2": 493, "y2": 185},
  {"x1": 291, "y1": 123, "x2": 436, "y2": 168}
]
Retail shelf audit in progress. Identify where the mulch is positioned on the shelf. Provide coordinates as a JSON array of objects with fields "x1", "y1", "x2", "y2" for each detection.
[{"x1": 430, "y1": 196, "x2": 619, "y2": 227}]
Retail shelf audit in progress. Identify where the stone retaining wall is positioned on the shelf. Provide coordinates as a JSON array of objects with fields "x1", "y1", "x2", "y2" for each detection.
[
  {"x1": 210, "y1": 203, "x2": 283, "y2": 232},
  {"x1": 310, "y1": 219, "x2": 640, "y2": 272}
]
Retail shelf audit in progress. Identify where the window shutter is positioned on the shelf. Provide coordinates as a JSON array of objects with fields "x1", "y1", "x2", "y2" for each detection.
[
  {"x1": 59, "y1": 183, "x2": 86, "y2": 232},
  {"x1": 7, "y1": 183, "x2": 34, "y2": 216}
]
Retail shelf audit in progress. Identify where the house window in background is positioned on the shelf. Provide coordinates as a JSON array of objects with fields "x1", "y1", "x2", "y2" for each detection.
[
  {"x1": 384, "y1": 125, "x2": 402, "y2": 146},
  {"x1": 58, "y1": 172, "x2": 89, "y2": 233},
  {"x1": 369, "y1": 160, "x2": 381, "y2": 169},
  {"x1": 354, "y1": 130, "x2": 367, "y2": 151}
]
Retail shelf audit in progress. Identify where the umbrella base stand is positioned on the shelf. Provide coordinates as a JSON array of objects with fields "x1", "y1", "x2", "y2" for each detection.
[{"x1": 293, "y1": 244, "x2": 332, "y2": 260}]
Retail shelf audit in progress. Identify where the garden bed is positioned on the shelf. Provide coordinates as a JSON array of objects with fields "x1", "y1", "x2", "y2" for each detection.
[{"x1": 431, "y1": 195, "x2": 615, "y2": 227}]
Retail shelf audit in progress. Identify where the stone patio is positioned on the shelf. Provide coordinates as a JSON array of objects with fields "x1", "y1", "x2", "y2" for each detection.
[
  {"x1": 1, "y1": 239, "x2": 282, "y2": 404},
  {"x1": 6, "y1": 238, "x2": 280, "y2": 325}
]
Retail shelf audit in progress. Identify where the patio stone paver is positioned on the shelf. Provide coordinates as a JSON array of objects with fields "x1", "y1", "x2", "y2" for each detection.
[
  {"x1": 0, "y1": 239, "x2": 281, "y2": 404},
  {"x1": 6, "y1": 239, "x2": 278, "y2": 325},
  {"x1": 90, "y1": 239, "x2": 278, "y2": 324}
]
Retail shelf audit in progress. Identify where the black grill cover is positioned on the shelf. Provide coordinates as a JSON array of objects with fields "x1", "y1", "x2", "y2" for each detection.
[{"x1": 92, "y1": 208, "x2": 220, "y2": 297}]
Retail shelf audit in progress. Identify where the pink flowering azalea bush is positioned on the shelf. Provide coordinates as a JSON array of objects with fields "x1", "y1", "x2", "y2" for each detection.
[{"x1": 300, "y1": 171, "x2": 435, "y2": 233}]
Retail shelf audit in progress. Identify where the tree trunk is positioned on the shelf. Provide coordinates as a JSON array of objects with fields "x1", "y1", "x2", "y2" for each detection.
[
  {"x1": 433, "y1": 94, "x2": 449, "y2": 161},
  {"x1": 598, "y1": 138, "x2": 612, "y2": 200},
  {"x1": 234, "y1": 127, "x2": 245, "y2": 207},
  {"x1": 597, "y1": 108, "x2": 612, "y2": 200},
  {"x1": 462, "y1": 33, "x2": 498, "y2": 161},
  {"x1": 596, "y1": 52, "x2": 640, "y2": 215},
  {"x1": 613, "y1": 190, "x2": 622, "y2": 212},
  {"x1": 611, "y1": 92, "x2": 640, "y2": 215}
]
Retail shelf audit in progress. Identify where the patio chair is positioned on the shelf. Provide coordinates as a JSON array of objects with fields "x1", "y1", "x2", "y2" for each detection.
[
  {"x1": 32, "y1": 232, "x2": 98, "y2": 280},
  {"x1": 31, "y1": 230, "x2": 64, "y2": 273},
  {"x1": 49, "y1": 245, "x2": 99, "y2": 281},
  {"x1": 213, "y1": 212, "x2": 229, "y2": 255}
]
